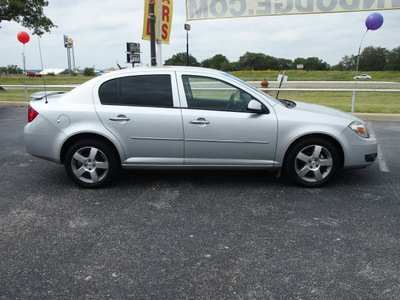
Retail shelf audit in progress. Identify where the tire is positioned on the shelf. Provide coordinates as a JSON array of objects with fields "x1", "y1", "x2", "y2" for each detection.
[
  {"x1": 285, "y1": 137, "x2": 340, "y2": 187},
  {"x1": 64, "y1": 139, "x2": 120, "y2": 188}
]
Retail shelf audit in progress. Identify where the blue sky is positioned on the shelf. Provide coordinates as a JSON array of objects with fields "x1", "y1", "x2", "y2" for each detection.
[{"x1": 1, "y1": 0, "x2": 399, "y2": 70}]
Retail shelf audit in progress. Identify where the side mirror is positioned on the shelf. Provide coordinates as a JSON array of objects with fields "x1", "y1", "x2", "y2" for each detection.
[{"x1": 247, "y1": 100, "x2": 268, "y2": 113}]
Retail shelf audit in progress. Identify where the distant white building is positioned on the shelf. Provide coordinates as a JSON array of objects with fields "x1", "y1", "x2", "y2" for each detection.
[
  {"x1": 107, "y1": 67, "x2": 117, "y2": 72},
  {"x1": 40, "y1": 69, "x2": 65, "y2": 75}
]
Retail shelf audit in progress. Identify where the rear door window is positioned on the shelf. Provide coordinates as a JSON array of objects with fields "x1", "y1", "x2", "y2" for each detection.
[{"x1": 99, "y1": 75, "x2": 173, "y2": 108}]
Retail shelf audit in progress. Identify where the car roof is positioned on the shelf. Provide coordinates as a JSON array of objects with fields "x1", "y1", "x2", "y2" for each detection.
[{"x1": 103, "y1": 66, "x2": 222, "y2": 77}]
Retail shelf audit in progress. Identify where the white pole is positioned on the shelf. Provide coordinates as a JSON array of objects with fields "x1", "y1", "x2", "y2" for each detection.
[
  {"x1": 22, "y1": 44, "x2": 27, "y2": 102},
  {"x1": 351, "y1": 29, "x2": 368, "y2": 113},
  {"x1": 72, "y1": 40, "x2": 76, "y2": 69},
  {"x1": 156, "y1": 0, "x2": 162, "y2": 66}
]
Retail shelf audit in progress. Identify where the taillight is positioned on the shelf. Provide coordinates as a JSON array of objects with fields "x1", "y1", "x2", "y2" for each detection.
[{"x1": 28, "y1": 105, "x2": 39, "y2": 123}]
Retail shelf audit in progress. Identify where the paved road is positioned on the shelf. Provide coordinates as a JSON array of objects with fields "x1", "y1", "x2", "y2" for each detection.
[{"x1": 1, "y1": 107, "x2": 399, "y2": 299}]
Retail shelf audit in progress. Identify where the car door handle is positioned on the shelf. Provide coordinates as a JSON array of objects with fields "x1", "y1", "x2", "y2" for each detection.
[
  {"x1": 189, "y1": 118, "x2": 210, "y2": 125},
  {"x1": 109, "y1": 115, "x2": 130, "y2": 122}
]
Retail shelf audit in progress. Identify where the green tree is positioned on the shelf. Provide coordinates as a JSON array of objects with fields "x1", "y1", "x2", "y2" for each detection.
[
  {"x1": 276, "y1": 58, "x2": 293, "y2": 70},
  {"x1": 0, "y1": 65, "x2": 23, "y2": 74},
  {"x1": 220, "y1": 61, "x2": 239, "y2": 71},
  {"x1": 238, "y1": 52, "x2": 268, "y2": 70},
  {"x1": 264, "y1": 55, "x2": 279, "y2": 70},
  {"x1": 201, "y1": 54, "x2": 229, "y2": 70},
  {"x1": 387, "y1": 47, "x2": 400, "y2": 71},
  {"x1": 293, "y1": 57, "x2": 306, "y2": 69},
  {"x1": 0, "y1": 65, "x2": 21, "y2": 91},
  {"x1": 359, "y1": 46, "x2": 389, "y2": 71},
  {"x1": 293, "y1": 57, "x2": 329, "y2": 70},
  {"x1": 305, "y1": 57, "x2": 330, "y2": 70},
  {"x1": 330, "y1": 62, "x2": 345, "y2": 71},
  {"x1": 164, "y1": 52, "x2": 200, "y2": 66},
  {"x1": 337, "y1": 55, "x2": 356, "y2": 71},
  {"x1": 0, "y1": 0, "x2": 56, "y2": 35},
  {"x1": 83, "y1": 67, "x2": 95, "y2": 76},
  {"x1": 201, "y1": 58, "x2": 212, "y2": 68}
]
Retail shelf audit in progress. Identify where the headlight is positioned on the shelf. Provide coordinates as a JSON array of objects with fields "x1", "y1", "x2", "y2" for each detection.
[{"x1": 349, "y1": 121, "x2": 370, "y2": 138}]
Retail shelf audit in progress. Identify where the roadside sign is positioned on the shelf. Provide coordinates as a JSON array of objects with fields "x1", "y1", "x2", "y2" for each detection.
[
  {"x1": 126, "y1": 42, "x2": 141, "y2": 64},
  {"x1": 142, "y1": 0, "x2": 173, "y2": 44},
  {"x1": 127, "y1": 42, "x2": 140, "y2": 53},
  {"x1": 277, "y1": 74, "x2": 288, "y2": 83}
]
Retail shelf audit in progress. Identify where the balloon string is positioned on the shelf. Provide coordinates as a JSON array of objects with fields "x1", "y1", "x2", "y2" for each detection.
[
  {"x1": 357, "y1": 29, "x2": 369, "y2": 56},
  {"x1": 354, "y1": 29, "x2": 368, "y2": 77},
  {"x1": 23, "y1": 43, "x2": 27, "y2": 102},
  {"x1": 351, "y1": 29, "x2": 369, "y2": 112}
]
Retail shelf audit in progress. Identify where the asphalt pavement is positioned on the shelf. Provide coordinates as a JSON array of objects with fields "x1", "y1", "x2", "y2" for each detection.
[{"x1": 1, "y1": 106, "x2": 400, "y2": 299}]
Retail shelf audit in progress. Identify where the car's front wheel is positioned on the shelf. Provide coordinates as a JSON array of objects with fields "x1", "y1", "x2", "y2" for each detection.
[
  {"x1": 285, "y1": 137, "x2": 340, "y2": 187},
  {"x1": 65, "y1": 139, "x2": 120, "y2": 188}
]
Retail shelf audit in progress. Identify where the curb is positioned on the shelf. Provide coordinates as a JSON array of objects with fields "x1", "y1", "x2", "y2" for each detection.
[
  {"x1": 1, "y1": 101, "x2": 400, "y2": 122},
  {"x1": 350, "y1": 113, "x2": 400, "y2": 122},
  {"x1": 1, "y1": 101, "x2": 29, "y2": 107}
]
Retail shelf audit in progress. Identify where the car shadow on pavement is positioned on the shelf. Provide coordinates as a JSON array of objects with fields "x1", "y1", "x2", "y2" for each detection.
[{"x1": 117, "y1": 169, "x2": 282, "y2": 188}]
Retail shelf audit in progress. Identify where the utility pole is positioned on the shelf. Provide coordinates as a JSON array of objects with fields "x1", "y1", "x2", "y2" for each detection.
[
  {"x1": 66, "y1": 46, "x2": 72, "y2": 74},
  {"x1": 64, "y1": 35, "x2": 73, "y2": 74},
  {"x1": 71, "y1": 39, "x2": 76, "y2": 70},
  {"x1": 185, "y1": 24, "x2": 191, "y2": 66},
  {"x1": 156, "y1": 0, "x2": 162, "y2": 66},
  {"x1": 149, "y1": 0, "x2": 157, "y2": 66}
]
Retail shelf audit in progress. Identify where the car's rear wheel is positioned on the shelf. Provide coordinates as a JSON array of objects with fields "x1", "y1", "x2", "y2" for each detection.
[
  {"x1": 65, "y1": 139, "x2": 119, "y2": 188},
  {"x1": 285, "y1": 137, "x2": 340, "y2": 187}
]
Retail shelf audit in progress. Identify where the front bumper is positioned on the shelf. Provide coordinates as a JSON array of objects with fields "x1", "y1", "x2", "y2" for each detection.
[{"x1": 341, "y1": 126, "x2": 378, "y2": 169}]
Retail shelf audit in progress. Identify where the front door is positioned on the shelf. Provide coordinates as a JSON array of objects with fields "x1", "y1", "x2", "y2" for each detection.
[{"x1": 178, "y1": 74, "x2": 278, "y2": 166}]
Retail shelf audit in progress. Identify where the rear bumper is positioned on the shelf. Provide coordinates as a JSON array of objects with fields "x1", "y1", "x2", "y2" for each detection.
[{"x1": 24, "y1": 115, "x2": 65, "y2": 164}]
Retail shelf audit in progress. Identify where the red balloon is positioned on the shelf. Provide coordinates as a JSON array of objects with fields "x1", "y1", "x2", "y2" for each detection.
[{"x1": 17, "y1": 31, "x2": 30, "y2": 44}]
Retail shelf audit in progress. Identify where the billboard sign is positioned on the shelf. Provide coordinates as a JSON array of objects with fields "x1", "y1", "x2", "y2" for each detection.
[
  {"x1": 143, "y1": 0, "x2": 173, "y2": 44},
  {"x1": 132, "y1": 53, "x2": 141, "y2": 63},
  {"x1": 126, "y1": 42, "x2": 141, "y2": 64},
  {"x1": 127, "y1": 42, "x2": 141, "y2": 53},
  {"x1": 186, "y1": 0, "x2": 400, "y2": 20},
  {"x1": 64, "y1": 35, "x2": 73, "y2": 48}
]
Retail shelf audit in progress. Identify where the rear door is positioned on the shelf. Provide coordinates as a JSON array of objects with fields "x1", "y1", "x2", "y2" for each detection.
[{"x1": 93, "y1": 71, "x2": 184, "y2": 165}]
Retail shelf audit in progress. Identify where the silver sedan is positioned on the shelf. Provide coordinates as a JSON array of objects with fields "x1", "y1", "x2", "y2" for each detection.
[{"x1": 24, "y1": 66, "x2": 378, "y2": 188}]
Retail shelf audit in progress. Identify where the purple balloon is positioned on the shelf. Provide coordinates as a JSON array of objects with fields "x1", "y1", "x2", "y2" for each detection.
[{"x1": 365, "y1": 13, "x2": 384, "y2": 31}]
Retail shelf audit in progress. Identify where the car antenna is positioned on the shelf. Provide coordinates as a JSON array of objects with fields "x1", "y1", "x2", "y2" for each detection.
[
  {"x1": 117, "y1": 62, "x2": 126, "y2": 70},
  {"x1": 38, "y1": 36, "x2": 48, "y2": 104}
]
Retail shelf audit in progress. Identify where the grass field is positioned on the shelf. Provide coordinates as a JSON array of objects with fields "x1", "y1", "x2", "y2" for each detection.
[
  {"x1": 1, "y1": 71, "x2": 399, "y2": 114},
  {"x1": 2, "y1": 70, "x2": 399, "y2": 84},
  {"x1": 0, "y1": 75, "x2": 94, "y2": 85},
  {"x1": 269, "y1": 91, "x2": 400, "y2": 114}
]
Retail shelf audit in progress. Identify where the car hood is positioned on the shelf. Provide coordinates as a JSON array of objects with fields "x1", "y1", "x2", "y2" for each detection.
[{"x1": 293, "y1": 101, "x2": 360, "y2": 122}]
